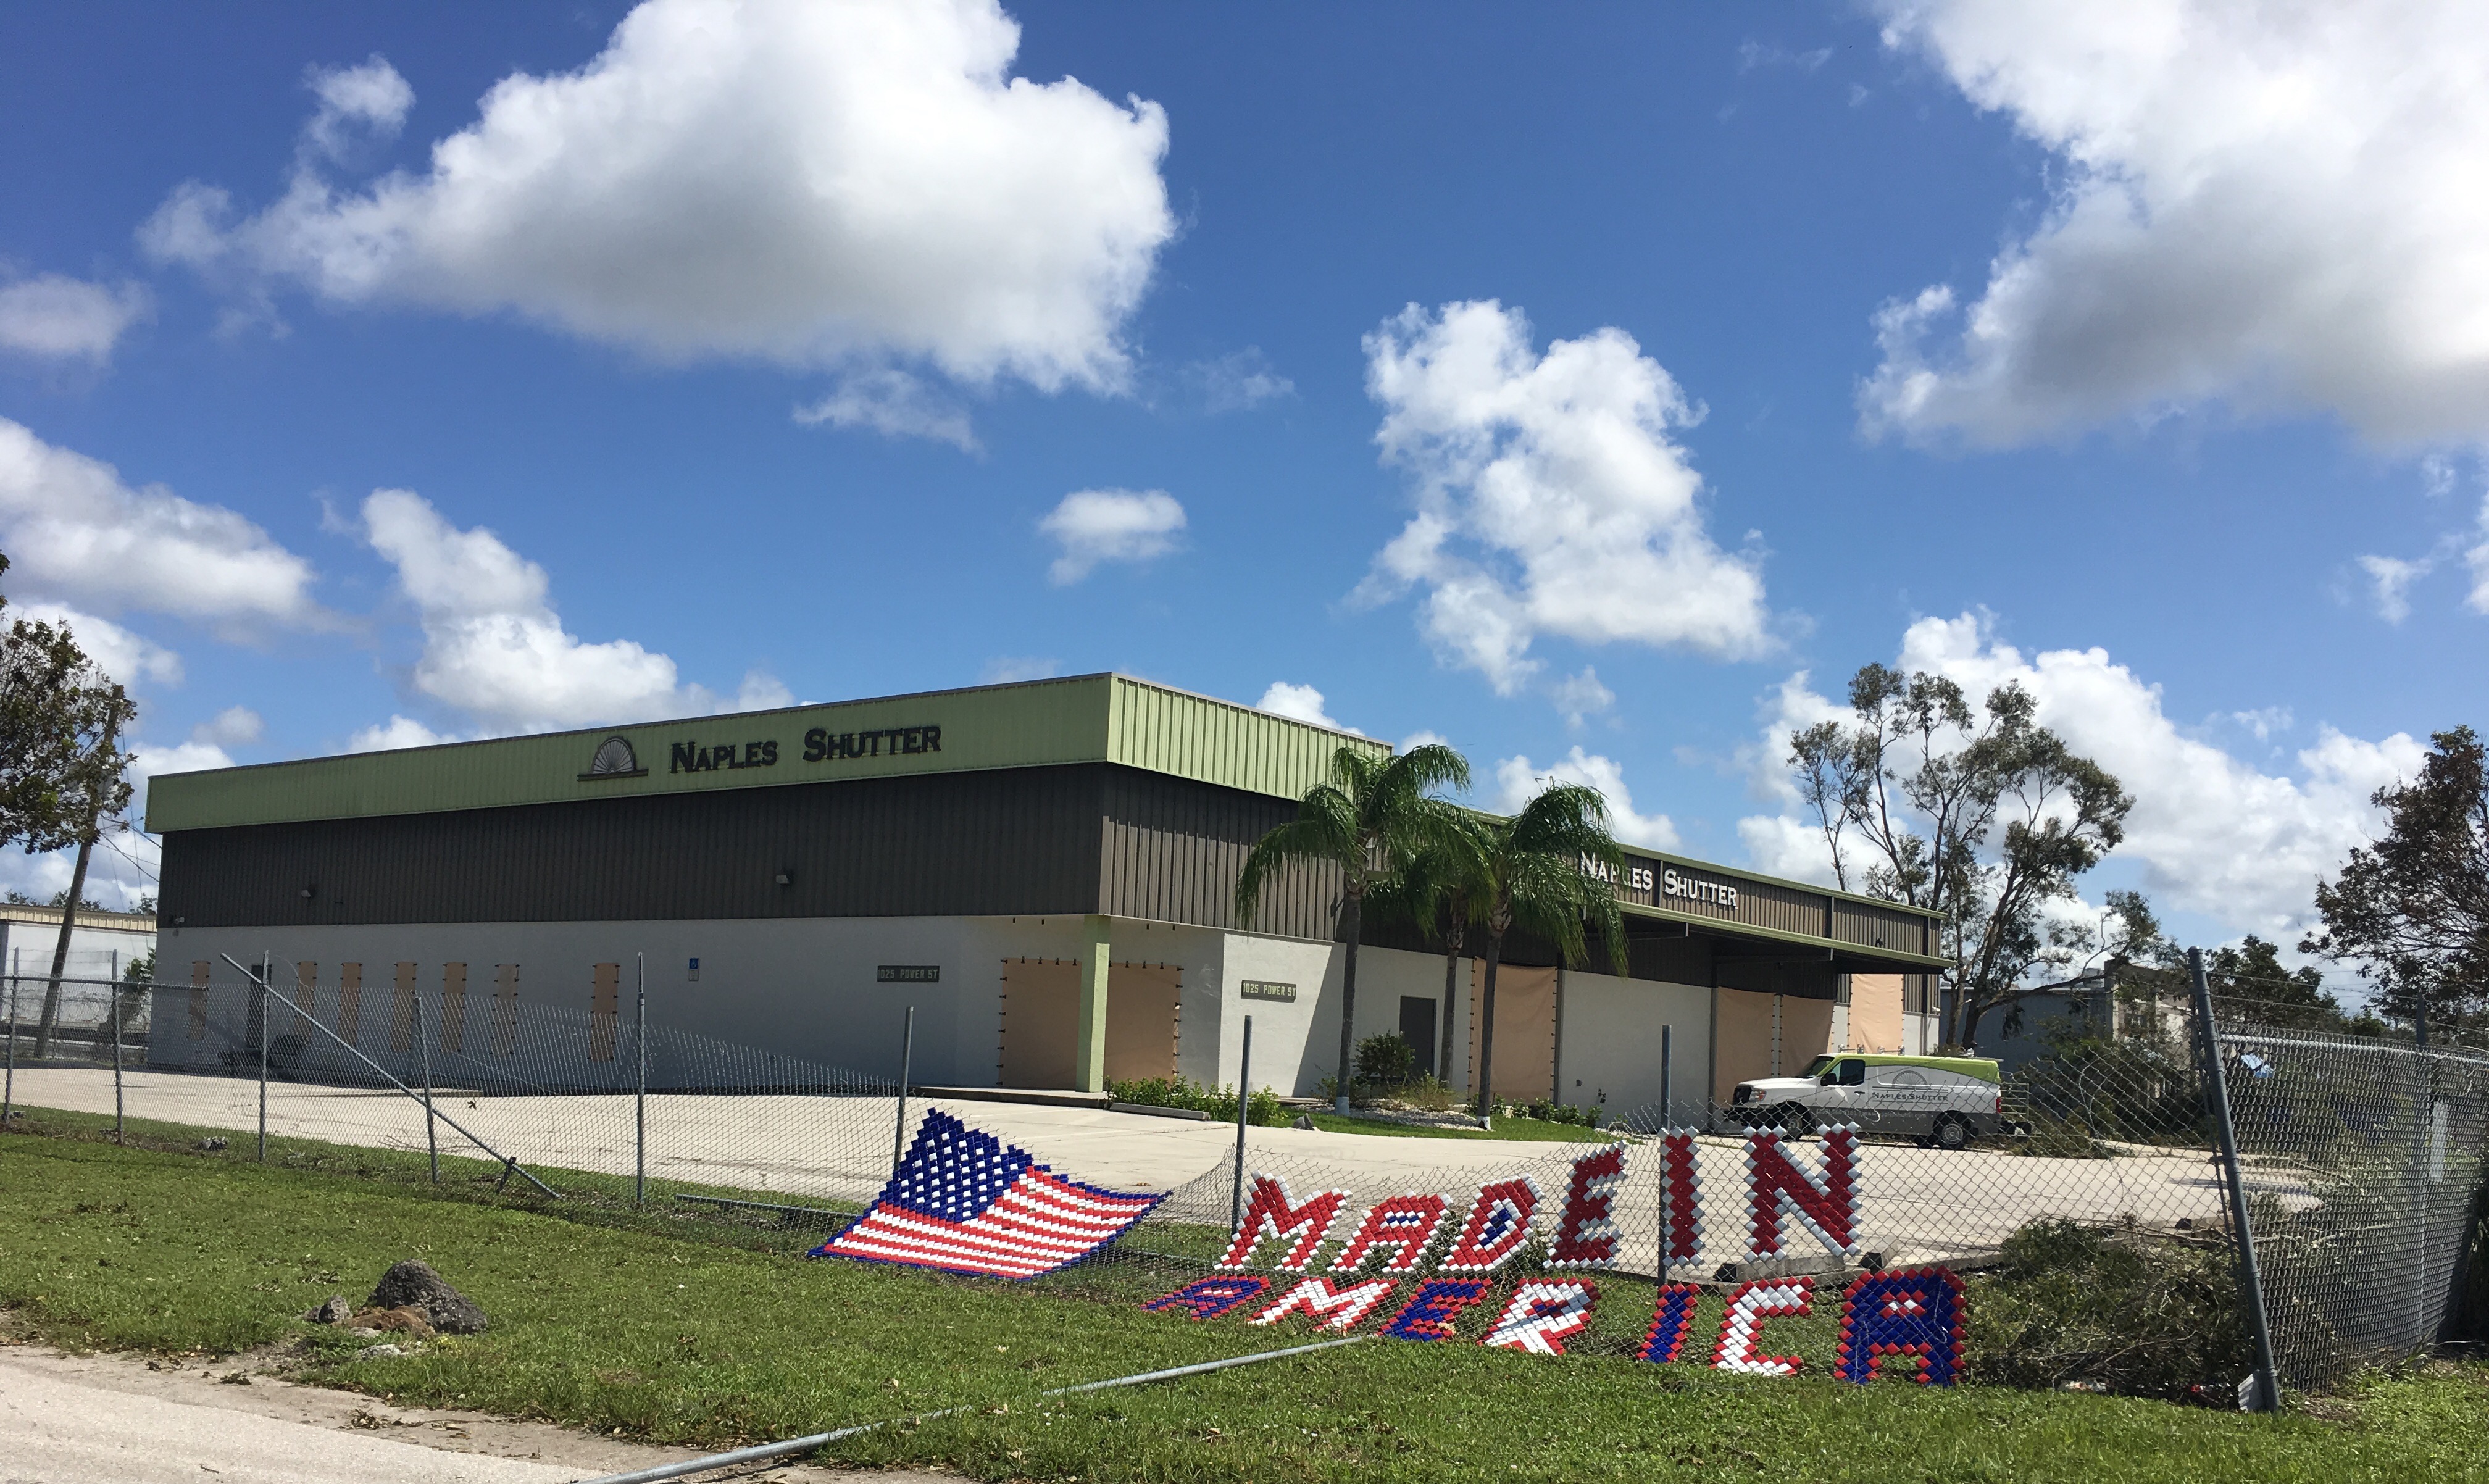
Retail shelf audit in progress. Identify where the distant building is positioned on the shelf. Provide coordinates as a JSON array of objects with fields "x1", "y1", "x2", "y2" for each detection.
[
  {"x1": 146, "y1": 673, "x2": 1947, "y2": 1116},
  {"x1": 0, "y1": 901, "x2": 156, "y2": 985}
]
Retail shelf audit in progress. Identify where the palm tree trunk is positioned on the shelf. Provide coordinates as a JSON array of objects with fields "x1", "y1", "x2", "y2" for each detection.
[
  {"x1": 1472, "y1": 930, "x2": 1505, "y2": 1123},
  {"x1": 1436, "y1": 922, "x2": 1462, "y2": 1084},
  {"x1": 1333, "y1": 890, "x2": 1362, "y2": 1115}
]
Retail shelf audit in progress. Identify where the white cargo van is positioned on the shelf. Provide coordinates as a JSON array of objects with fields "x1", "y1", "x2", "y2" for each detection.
[{"x1": 1728, "y1": 1053, "x2": 2007, "y2": 1151}]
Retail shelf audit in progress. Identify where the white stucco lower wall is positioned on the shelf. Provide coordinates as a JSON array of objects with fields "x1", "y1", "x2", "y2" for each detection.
[
  {"x1": 149, "y1": 920, "x2": 1725, "y2": 1109},
  {"x1": 153, "y1": 915, "x2": 1234, "y2": 1091}
]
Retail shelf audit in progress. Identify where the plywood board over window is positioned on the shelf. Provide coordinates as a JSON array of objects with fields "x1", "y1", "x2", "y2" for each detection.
[
  {"x1": 440, "y1": 962, "x2": 469, "y2": 1055},
  {"x1": 999, "y1": 959, "x2": 1080, "y2": 1088},
  {"x1": 590, "y1": 962, "x2": 620, "y2": 1063},
  {"x1": 1845, "y1": 974, "x2": 1905, "y2": 1053},
  {"x1": 1468, "y1": 962, "x2": 1557, "y2": 1103},
  {"x1": 491, "y1": 965, "x2": 520, "y2": 1059},
  {"x1": 392, "y1": 962, "x2": 419, "y2": 1051},
  {"x1": 1104, "y1": 962, "x2": 1180, "y2": 1085},
  {"x1": 1712, "y1": 987, "x2": 1842, "y2": 1103},
  {"x1": 338, "y1": 963, "x2": 363, "y2": 1046}
]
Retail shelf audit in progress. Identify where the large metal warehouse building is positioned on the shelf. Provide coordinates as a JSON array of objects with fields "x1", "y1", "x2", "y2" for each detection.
[{"x1": 144, "y1": 673, "x2": 1947, "y2": 1116}]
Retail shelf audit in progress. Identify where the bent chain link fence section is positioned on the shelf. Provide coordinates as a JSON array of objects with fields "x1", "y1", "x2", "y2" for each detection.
[{"x1": 1, "y1": 971, "x2": 2482, "y2": 1387}]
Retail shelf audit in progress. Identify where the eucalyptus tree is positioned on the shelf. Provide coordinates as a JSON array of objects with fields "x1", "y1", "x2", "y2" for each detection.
[
  {"x1": 1788, "y1": 664, "x2": 2132, "y2": 1051},
  {"x1": 2303, "y1": 725, "x2": 2488, "y2": 1032},
  {"x1": 1467, "y1": 781, "x2": 1628, "y2": 1124},
  {"x1": 1236, "y1": 741, "x2": 1471, "y2": 1114},
  {"x1": 1365, "y1": 809, "x2": 1493, "y2": 1083},
  {"x1": 0, "y1": 553, "x2": 137, "y2": 1056}
]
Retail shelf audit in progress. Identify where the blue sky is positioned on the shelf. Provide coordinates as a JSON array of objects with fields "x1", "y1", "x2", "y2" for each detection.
[{"x1": 2, "y1": 2, "x2": 2482, "y2": 988}]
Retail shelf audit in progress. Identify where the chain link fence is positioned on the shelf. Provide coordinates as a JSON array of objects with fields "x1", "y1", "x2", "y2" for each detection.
[
  {"x1": 2, "y1": 962, "x2": 2482, "y2": 1397},
  {"x1": 2215, "y1": 1014, "x2": 2489, "y2": 1388}
]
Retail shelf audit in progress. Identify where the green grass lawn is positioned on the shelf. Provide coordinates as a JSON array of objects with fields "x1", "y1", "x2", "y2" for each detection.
[
  {"x1": 1306, "y1": 1111, "x2": 1617, "y2": 1143},
  {"x1": 4, "y1": 1122, "x2": 2488, "y2": 1482}
]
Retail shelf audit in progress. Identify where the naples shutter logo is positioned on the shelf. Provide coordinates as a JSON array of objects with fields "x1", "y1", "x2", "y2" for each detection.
[{"x1": 646, "y1": 723, "x2": 947, "y2": 775}]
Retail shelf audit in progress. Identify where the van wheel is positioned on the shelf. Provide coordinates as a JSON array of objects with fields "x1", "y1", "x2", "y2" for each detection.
[
  {"x1": 1932, "y1": 1114, "x2": 1971, "y2": 1151},
  {"x1": 1771, "y1": 1104, "x2": 1812, "y2": 1140}
]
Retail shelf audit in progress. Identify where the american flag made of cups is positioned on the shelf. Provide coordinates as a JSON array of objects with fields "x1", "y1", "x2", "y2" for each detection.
[{"x1": 808, "y1": 1109, "x2": 1165, "y2": 1280}]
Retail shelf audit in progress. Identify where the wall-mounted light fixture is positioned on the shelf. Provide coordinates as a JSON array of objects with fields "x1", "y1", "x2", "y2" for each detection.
[
  {"x1": 300, "y1": 885, "x2": 317, "y2": 901},
  {"x1": 774, "y1": 870, "x2": 793, "y2": 887}
]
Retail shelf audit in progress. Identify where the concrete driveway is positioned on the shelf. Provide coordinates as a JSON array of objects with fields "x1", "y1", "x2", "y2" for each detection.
[
  {"x1": 0, "y1": 1343, "x2": 937, "y2": 1484},
  {"x1": 8, "y1": 1067, "x2": 2246, "y2": 1269}
]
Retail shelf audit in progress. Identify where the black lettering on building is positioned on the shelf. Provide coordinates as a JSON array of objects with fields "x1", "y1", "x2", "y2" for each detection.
[
  {"x1": 670, "y1": 741, "x2": 697, "y2": 774},
  {"x1": 803, "y1": 728, "x2": 827, "y2": 762}
]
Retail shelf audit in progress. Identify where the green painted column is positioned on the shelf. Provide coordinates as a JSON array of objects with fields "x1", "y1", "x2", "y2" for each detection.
[{"x1": 1074, "y1": 914, "x2": 1112, "y2": 1093}]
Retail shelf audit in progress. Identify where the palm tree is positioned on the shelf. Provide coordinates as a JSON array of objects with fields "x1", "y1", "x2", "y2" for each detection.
[
  {"x1": 1365, "y1": 811, "x2": 1491, "y2": 1085},
  {"x1": 1469, "y1": 782, "x2": 1628, "y2": 1125},
  {"x1": 1236, "y1": 741, "x2": 1471, "y2": 1114}
]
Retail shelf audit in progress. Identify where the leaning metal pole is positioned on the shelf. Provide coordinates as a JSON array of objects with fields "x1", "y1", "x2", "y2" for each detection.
[
  {"x1": 2190, "y1": 946, "x2": 2281, "y2": 1411},
  {"x1": 635, "y1": 953, "x2": 648, "y2": 1207},
  {"x1": 1231, "y1": 1015, "x2": 1254, "y2": 1230},
  {"x1": 891, "y1": 1005, "x2": 915, "y2": 1176},
  {"x1": 219, "y1": 954, "x2": 559, "y2": 1198},
  {"x1": 573, "y1": 1335, "x2": 1370, "y2": 1484},
  {"x1": 415, "y1": 993, "x2": 440, "y2": 1182}
]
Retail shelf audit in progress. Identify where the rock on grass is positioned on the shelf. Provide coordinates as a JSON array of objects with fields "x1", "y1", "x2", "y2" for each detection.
[{"x1": 365, "y1": 1260, "x2": 489, "y2": 1334}]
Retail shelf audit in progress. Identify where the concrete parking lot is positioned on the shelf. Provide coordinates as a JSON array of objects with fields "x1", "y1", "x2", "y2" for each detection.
[{"x1": 6, "y1": 1067, "x2": 2261, "y2": 1270}]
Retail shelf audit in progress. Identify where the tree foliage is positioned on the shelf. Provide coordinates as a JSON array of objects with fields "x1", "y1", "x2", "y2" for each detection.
[
  {"x1": 1364, "y1": 809, "x2": 1493, "y2": 1083},
  {"x1": 0, "y1": 552, "x2": 136, "y2": 859},
  {"x1": 2302, "y1": 725, "x2": 2489, "y2": 1030},
  {"x1": 1790, "y1": 663, "x2": 2133, "y2": 1049},
  {"x1": 1236, "y1": 741, "x2": 1471, "y2": 1111},
  {"x1": 1465, "y1": 780, "x2": 1627, "y2": 1117}
]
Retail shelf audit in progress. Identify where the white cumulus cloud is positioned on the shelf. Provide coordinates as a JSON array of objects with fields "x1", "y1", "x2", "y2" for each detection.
[
  {"x1": 1551, "y1": 666, "x2": 1615, "y2": 729},
  {"x1": 301, "y1": 56, "x2": 415, "y2": 164},
  {"x1": 1862, "y1": 1, "x2": 2489, "y2": 446},
  {"x1": 1495, "y1": 747, "x2": 1679, "y2": 851},
  {"x1": 1736, "y1": 614, "x2": 2427, "y2": 943},
  {"x1": 1255, "y1": 682, "x2": 1359, "y2": 735},
  {"x1": 0, "y1": 417, "x2": 320, "y2": 632},
  {"x1": 1359, "y1": 301, "x2": 1772, "y2": 693},
  {"x1": 10, "y1": 602, "x2": 183, "y2": 687},
  {"x1": 192, "y1": 706, "x2": 264, "y2": 748},
  {"x1": 346, "y1": 714, "x2": 460, "y2": 753},
  {"x1": 360, "y1": 488, "x2": 784, "y2": 733},
  {"x1": 794, "y1": 370, "x2": 977, "y2": 450},
  {"x1": 1040, "y1": 488, "x2": 1185, "y2": 584},
  {"x1": 141, "y1": 0, "x2": 1173, "y2": 394},
  {"x1": 2358, "y1": 553, "x2": 2427, "y2": 623},
  {"x1": 0, "y1": 274, "x2": 151, "y2": 364}
]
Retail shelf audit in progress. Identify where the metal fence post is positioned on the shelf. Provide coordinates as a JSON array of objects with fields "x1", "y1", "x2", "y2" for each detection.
[
  {"x1": 111, "y1": 979, "x2": 124, "y2": 1144},
  {"x1": 257, "y1": 952, "x2": 270, "y2": 1163},
  {"x1": 2190, "y1": 946, "x2": 2280, "y2": 1411},
  {"x1": 3, "y1": 974, "x2": 17, "y2": 1127},
  {"x1": 635, "y1": 953, "x2": 647, "y2": 1207},
  {"x1": 416, "y1": 993, "x2": 439, "y2": 1183},
  {"x1": 891, "y1": 1005, "x2": 915, "y2": 1175},
  {"x1": 1230, "y1": 1015, "x2": 1253, "y2": 1232}
]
